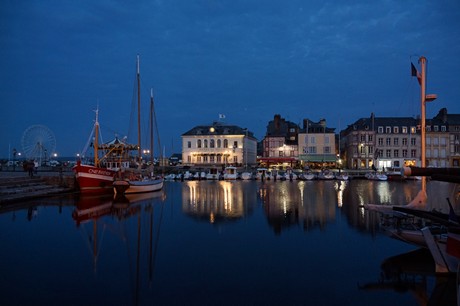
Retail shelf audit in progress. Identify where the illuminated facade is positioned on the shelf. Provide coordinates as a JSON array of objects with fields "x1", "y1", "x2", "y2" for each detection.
[
  {"x1": 298, "y1": 118, "x2": 337, "y2": 167},
  {"x1": 342, "y1": 113, "x2": 421, "y2": 169},
  {"x1": 427, "y1": 108, "x2": 460, "y2": 167},
  {"x1": 181, "y1": 121, "x2": 257, "y2": 167}
]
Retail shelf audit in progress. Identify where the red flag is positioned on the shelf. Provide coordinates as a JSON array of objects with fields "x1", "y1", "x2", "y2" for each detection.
[{"x1": 411, "y1": 62, "x2": 422, "y2": 85}]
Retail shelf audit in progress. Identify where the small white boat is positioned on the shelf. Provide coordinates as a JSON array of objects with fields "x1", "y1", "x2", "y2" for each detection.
[
  {"x1": 366, "y1": 172, "x2": 388, "y2": 181},
  {"x1": 318, "y1": 169, "x2": 334, "y2": 180},
  {"x1": 206, "y1": 167, "x2": 220, "y2": 180},
  {"x1": 240, "y1": 172, "x2": 253, "y2": 180},
  {"x1": 164, "y1": 173, "x2": 176, "y2": 181},
  {"x1": 223, "y1": 166, "x2": 238, "y2": 180},
  {"x1": 335, "y1": 172, "x2": 349, "y2": 181},
  {"x1": 256, "y1": 168, "x2": 271, "y2": 180}
]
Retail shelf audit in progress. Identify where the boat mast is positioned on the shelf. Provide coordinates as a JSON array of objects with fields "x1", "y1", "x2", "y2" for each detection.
[
  {"x1": 150, "y1": 88, "x2": 154, "y2": 166},
  {"x1": 94, "y1": 108, "x2": 100, "y2": 167},
  {"x1": 137, "y1": 55, "x2": 142, "y2": 165}
]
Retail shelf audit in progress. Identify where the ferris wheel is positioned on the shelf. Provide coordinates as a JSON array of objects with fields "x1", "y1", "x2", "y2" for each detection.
[{"x1": 21, "y1": 125, "x2": 56, "y2": 161}]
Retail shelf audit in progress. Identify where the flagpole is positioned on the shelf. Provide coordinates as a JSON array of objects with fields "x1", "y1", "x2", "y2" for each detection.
[{"x1": 420, "y1": 56, "x2": 427, "y2": 193}]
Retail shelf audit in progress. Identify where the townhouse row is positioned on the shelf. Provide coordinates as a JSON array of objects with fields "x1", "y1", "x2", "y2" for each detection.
[{"x1": 180, "y1": 108, "x2": 460, "y2": 170}]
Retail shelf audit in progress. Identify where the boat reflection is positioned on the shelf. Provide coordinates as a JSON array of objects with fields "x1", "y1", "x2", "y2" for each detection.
[
  {"x1": 181, "y1": 181, "x2": 257, "y2": 223},
  {"x1": 360, "y1": 248, "x2": 457, "y2": 306}
]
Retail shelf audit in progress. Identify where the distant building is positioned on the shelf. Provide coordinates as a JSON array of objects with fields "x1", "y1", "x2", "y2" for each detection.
[
  {"x1": 342, "y1": 113, "x2": 421, "y2": 170},
  {"x1": 181, "y1": 121, "x2": 257, "y2": 167},
  {"x1": 427, "y1": 108, "x2": 460, "y2": 167},
  {"x1": 259, "y1": 114, "x2": 299, "y2": 168},
  {"x1": 298, "y1": 118, "x2": 337, "y2": 168}
]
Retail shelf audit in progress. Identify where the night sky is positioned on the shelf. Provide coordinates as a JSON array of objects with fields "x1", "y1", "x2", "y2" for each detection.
[{"x1": 1, "y1": 0, "x2": 460, "y2": 158}]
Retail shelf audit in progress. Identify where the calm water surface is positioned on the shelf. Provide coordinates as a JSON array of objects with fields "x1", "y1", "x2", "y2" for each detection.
[{"x1": 0, "y1": 179, "x2": 458, "y2": 306}]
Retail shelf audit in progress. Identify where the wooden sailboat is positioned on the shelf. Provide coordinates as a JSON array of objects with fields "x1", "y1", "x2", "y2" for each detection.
[{"x1": 113, "y1": 55, "x2": 164, "y2": 195}]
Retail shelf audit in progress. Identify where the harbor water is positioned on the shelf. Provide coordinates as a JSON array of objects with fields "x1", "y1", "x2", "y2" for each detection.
[{"x1": 0, "y1": 179, "x2": 458, "y2": 305}]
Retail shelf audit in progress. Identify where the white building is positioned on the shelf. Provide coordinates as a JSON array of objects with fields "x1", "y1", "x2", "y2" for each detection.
[{"x1": 181, "y1": 122, "x2": 257, "y2": 167}]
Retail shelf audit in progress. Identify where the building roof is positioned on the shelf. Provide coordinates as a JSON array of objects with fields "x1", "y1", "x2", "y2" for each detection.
[
  {"x1": 181, "y1": 121, "x2": 257, "y2": 140},
  {"x1": 342, "y1": 113, "x2": 420, "y2": 133}
]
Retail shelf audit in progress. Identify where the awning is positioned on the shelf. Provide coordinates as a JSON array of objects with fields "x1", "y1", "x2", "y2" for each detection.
[{"x1": 298, "y1": 154, "x2": 337, "y2": 162}]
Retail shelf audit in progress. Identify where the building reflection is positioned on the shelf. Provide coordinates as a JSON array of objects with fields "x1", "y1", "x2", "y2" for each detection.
[
  {"x1": 258, "y1": 181, "x2": 339, "y2": 234},
  {"x1": 341, "y1": 180, "x2": 460, "y2": 238},
  {"x1": 181, "y1": 181, "x2": 257, "y2": 223}
]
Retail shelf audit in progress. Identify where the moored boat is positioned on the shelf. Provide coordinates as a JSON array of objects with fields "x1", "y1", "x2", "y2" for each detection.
[
  {"x1": 73, "y1": 109, "x2": 133, "y2": 194},
  {"x1": 223, "y1": 166, "x2": 238, "y2": 180}
]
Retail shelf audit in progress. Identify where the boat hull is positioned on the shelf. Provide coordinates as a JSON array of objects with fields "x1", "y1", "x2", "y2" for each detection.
[
  {"x1": 73, "y1": 164, "x2": 117, "y2": 194},
  {"x1": 113, "y1": 178, "x2": 164, "y2": 195}
]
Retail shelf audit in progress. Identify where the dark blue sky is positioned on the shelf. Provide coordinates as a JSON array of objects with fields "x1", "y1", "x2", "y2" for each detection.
[{"x1": 1, "y1": 0, "x2": 460, "y2": 158}]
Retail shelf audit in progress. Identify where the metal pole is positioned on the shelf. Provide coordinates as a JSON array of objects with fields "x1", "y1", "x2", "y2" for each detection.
[{"x1": 420, "y1": 56, "x2": 427, "y2": 192}]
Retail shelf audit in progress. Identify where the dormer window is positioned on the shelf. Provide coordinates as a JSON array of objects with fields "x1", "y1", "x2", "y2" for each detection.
[
  {"x1": 386, "y1": 127, "x2": 391, "y2": 133},
  {"x1": 378, "y1": 127, "x2": 383, "y2": 133},
  {"x1": 393, "y1": 127, "x2": 399, "y2": 134}
]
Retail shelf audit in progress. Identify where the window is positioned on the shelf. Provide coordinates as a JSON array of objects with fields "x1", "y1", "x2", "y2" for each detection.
[
  {"x1": 325, "y1": 136, "x2": 329, "y2": 144},
  {"x1": 394, "y1": 127, "x2": 399, "y2": 134},
  {"x1": 311, "y1": 136, "x2": 316, "y2": 144},
  {"x1": 411, "y1": 138, "x2": 416, "y2": 146},
  {"x1": 289, "y1": 128, "x2": 295, "y2": 132},
  {"x1": 386, "y1": 138, "x2": 391, "y2": 145},
  {"x1": 402, "y1": 127, "x2": 408, "y2": 133},
  {"x1": 197, "y1": 139, "x2": 202, "y2": 148},
  {"x1": 378, "y1": 126, "x2": 384, "y2": 133},
  {"x1": 411, "y1": 149, "x2": 416, "y2": 157},
  {"x1": 433, "y1": 149, "x2": 439, "y2": 157},
  {"x1": 290, "y1": 150, "x2": 295, "y2": 157},
  {"x1": 411, "y1": 127, "x2": 416, "y2": 134},
  {"x1": 204, "y1": 139, "x2": 208, "y2": 148},
  {"x1": 233, "y1": 156, "x2": 238, "y2": 163},
  {"x1": 360, "y1": 135, "x2": 366, "y2": 142},
  {"x1": 210, "y1": 139, "x2": 215, "y2": 148},
  {"x1": 402, "y1": 138, "x2": 407, "y2": 146},
  {"x1": 441, "y1": 126, "x2": 446, "y2": 132},
  {"x1": 433, "y1": 138, "x2": 439, "y2": 145},
  {"x1": 187, "y1": 141, "x2": 191, "y2": 148},
  {"x1": 309, "y1": 147, "x2": 316, "y2": 154},
  {"x1": 426, "y1": 137, "x2": 431, "y2": 145},
  {"x1": 394, "y1": 150, "x2": 399, "y2": 157},
  {"x1": 217, "y1": 139, "x2": 221, "y2": 148},
  {"x1": 440, "y1": 137, "x2": 446, "y2": 145},
  {"x1": 386, "y1": 150, "x2": 391, "y2": 157},
  {"x1": 426, "y1": 126, "x2": 431, "y2": 132},
  {"x1": 360, "y1": 146, "x2": 365, "y2": 154},
  {"x1": 233, "y1": 141, "x2": 238, "y2": 148},
  {"x1": 386, "y1": 127, "x2": 391, "y2": 133},
  {"x1": 303, "y1": 147, "x2": 309, "y2": 154},
  {"x1": 368, "y1": 135, "x2": 373, "y2": 142},
  {"x1": 434, "y1": 126, "x2": 439, "y2": 132},
  {"x1": 394, "y1": 138, "x2": 399, "y2": 146},
  {"x1": 210, "y1": 156, "x2": 215, "y2": 163},
  {"x1": 203, "y1": 155, "x2": 208, "y2": 162},
  {"x1": 279, "y1": 151, "x2": 284, "y2": 157},
  {"x1": 368, "y1": 146, "x2": 374, "y2": 154},
  {"x1": 378, "y1": 138, "x2": 383, "y2": 146},
  {"x1": 324, "y1": 146, "x2": 330, "y2": 154},
  {"x1": 402, "y1": 149, "x2": 408, "y2": 157},
  {"x1": 304, "y1": 136, "x2": 309, "y2": 144}
]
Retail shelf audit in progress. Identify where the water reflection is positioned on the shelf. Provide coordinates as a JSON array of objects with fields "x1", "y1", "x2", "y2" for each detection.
[
  {"x1": 181, "y1": 181, "x2": 257, "y2": 223},
  {"x1": 360, "y1": 248, "x2": 457, "y2": 305},
  {"x1": 258, "y1": 181, "x2": 339, "y2": 234}
]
